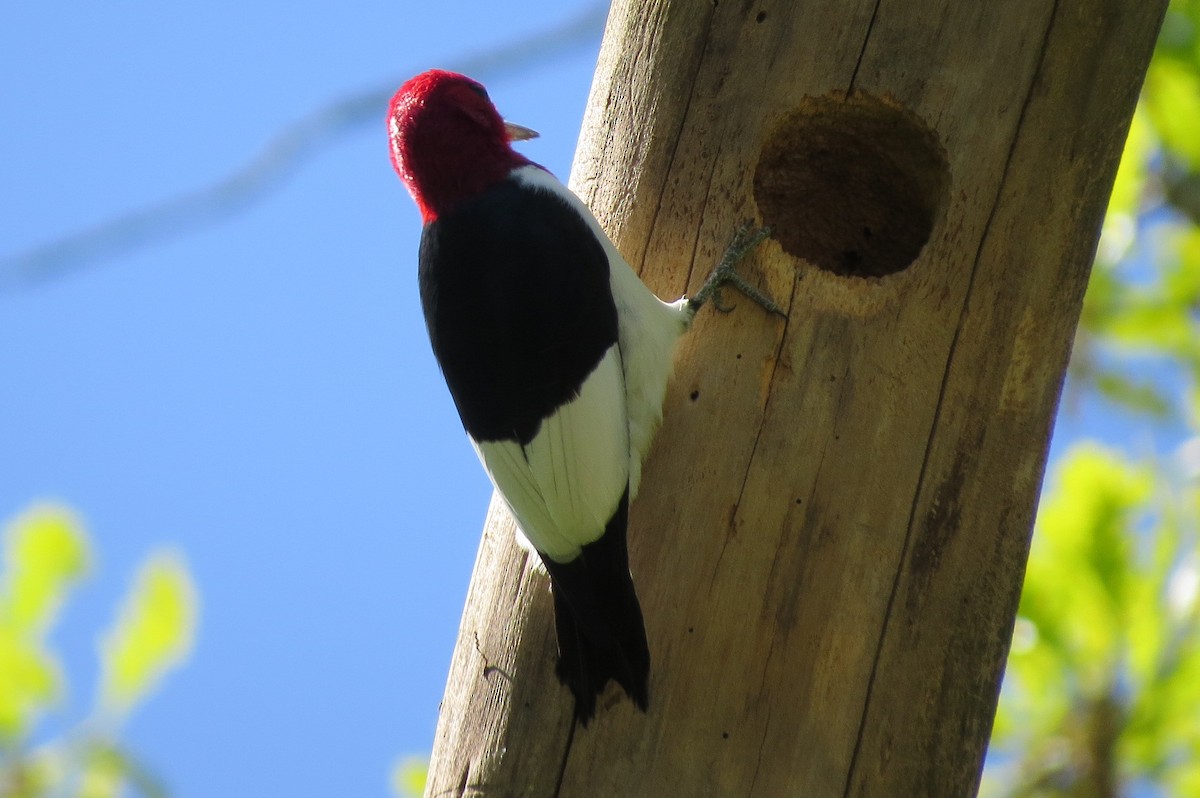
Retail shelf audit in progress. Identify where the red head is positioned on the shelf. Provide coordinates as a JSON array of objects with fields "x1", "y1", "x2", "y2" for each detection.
[{"x1": 388, "y1": 70, "x2": 538, "y2": 222}]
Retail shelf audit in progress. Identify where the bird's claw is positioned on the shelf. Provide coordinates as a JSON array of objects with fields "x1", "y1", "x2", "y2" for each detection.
[
  {"x1": 726, "y1": 223, "x2": 774, "y2": 264},
  {"x1": 689, "y1": 223, "x2": 784, "y2": 317},
  {"x1": 711, "y1": 288, "x2": 736, "y2": 314}
]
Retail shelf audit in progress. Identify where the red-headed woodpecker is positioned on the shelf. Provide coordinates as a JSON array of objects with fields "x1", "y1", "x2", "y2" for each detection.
[{"x1": 388, "y1": 69, "x2": 777, "y2": 724}]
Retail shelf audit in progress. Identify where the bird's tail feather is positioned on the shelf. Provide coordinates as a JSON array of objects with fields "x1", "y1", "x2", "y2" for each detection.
[{"x1": 541, "y1": 488, "x2": 649, "y2": 725}]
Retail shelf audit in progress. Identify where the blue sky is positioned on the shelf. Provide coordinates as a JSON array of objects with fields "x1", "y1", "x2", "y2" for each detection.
[{"x1": 1, "y1": 2, "x2": 604, "y2": 796}]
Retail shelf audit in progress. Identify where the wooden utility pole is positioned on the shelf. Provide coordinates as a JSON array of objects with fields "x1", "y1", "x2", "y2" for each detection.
[{"x1": 424, "y1": 1, "x2": 1166, "y2": 795}]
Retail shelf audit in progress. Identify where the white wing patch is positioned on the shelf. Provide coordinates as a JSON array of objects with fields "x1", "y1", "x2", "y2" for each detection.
[
  {"x1": 512, "y1": 165, "x2": 690, "y2": 499},
  {"x1": 473, "y1": 346, "x2": 630, "y2": 562}
]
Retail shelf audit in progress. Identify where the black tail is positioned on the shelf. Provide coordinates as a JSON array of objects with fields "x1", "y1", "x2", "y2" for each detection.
[{"x1": 539, "y1": 488, "x2": 650, "y2": 725}]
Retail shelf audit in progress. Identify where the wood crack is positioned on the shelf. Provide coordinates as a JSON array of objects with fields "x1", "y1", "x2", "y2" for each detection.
[
  {"x1": 847, "y1": 0, "x2": 883, "y2": 94},
  {"x1": 709, "y1": 287, "x2": 793, "y2": 595},
  {"x1": 838, "y1": 1, "x2": 1063, "y2": 795},
  {"x1": 637, "y1": 2, "x2": 719, "y2": 276},
  {"x1": 551, "y1": 719, "x2": 578, "y2": 797},
  {"x1": 685, "y1": 144, "x2": 725, "y2": 293},
  {"x1": 747, "y1": 683, "x2": 776, "y2": 797}
]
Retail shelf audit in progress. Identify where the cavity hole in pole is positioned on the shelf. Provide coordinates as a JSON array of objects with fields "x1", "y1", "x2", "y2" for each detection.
[{"x1": 753, "y1": 91, "x2": 949, "y2": 278}]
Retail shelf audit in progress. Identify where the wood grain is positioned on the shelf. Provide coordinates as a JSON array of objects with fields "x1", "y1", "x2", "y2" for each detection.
[{"x1": 423, "y1": 1, "x2": 1166, "y2": 795}]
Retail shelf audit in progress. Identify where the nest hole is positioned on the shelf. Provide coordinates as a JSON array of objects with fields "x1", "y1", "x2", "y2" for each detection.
[{"x1": 753, "y1": 92, "x2": 949, "y2": 278}]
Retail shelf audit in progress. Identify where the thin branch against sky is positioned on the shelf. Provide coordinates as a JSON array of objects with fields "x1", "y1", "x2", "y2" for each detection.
[{"x1": 0, "y1": 3, "x2": 608, "y2": 292}]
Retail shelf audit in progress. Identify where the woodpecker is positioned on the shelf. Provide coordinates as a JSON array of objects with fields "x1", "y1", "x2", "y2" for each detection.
[{"x1": 388, "y1": 69, "x2": 777, "y2": 724}]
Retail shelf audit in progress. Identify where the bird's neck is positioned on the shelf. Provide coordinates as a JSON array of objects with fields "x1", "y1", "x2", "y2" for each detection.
[{"x1": 408, "y1": 148, "x2": 531, "y2": 223}]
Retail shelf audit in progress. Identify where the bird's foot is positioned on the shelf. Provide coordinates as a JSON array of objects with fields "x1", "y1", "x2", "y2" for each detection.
[{"x1": 687, "y1": 223, "x2": 783, "y2": 317}]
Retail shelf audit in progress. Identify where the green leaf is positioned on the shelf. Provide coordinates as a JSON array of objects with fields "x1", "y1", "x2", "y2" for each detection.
[
  {"x1": 0, "y1": 503, "x2": 90, "y2": 743},
  {"x1": 77, "y1": 744, "x2": 124, "y2": 798},
  {"x1": 1155, "y1": 2, "x2": 1200, "y2": 61},
  {"x1": 1145, "y1": 56, "x2": 1200, "y2": 169},
  {"x1": 1078, "y1": 257, "x2": 1122, "y2": 335},
  {"x1": 71, "y1": 740, "x2": 169, "y2": 798},
  {"x1": 1167, "y1": 227, "x2": 1200, "y2": 304},
  {"x1": 1104, "y1": 105, "x2": 1153, "y2": 225},
  {"x1": 1168, "y1": 763, "x2": 1200, "y2": 798},
  {"x1": 0, "y1": 630, "x2": 60, "y2": 742},
  {"x1": 1106, "y1": 293, "x2": 1195, "y2": 352},
  {"x1": 1092, "y1": 369, "x2": 1174, "y2": 419},
  {"x1": 1, "y1": 503, "x2": 90, "y2": 635},
  {"x1": 98, "y1": 552, "x2": 197, "y2": 715},
  {"x1": 1022, "y1": 445, "x2": 1151, "y2": 686},
  {"x1": 390, "y1": 757, "x2": 428, "y2": 798}
]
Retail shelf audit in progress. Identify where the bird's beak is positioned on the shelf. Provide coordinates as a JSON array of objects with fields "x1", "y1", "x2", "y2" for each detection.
[{"x1": 504, "y1": 121, "x2": 540, "y2": 142}]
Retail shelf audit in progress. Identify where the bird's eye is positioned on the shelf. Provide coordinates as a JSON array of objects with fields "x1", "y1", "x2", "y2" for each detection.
[{"x1": 468, "y1": 83, "x2": 489, "y2": 100}]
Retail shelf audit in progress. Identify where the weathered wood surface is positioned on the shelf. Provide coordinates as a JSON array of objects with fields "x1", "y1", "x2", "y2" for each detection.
[{"x1": 424, "y1": 1, "x2": 1166, "y2": 796}]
